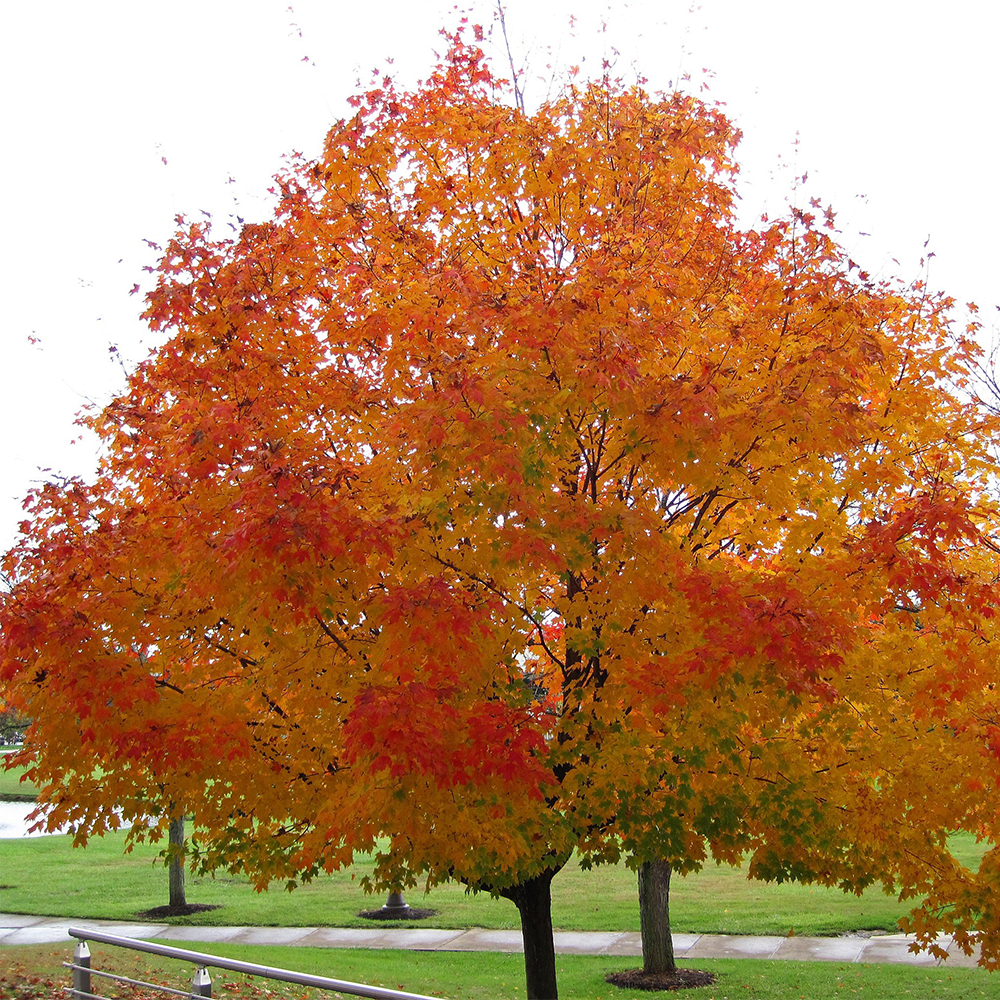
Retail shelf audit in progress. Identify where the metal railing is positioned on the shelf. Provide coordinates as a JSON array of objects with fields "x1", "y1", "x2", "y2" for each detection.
[{"x1": 66, "y1": 927, "x2": 444, "y2": 1000}]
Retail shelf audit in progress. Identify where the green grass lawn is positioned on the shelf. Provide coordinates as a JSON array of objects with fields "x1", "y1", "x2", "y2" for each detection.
[
  {"x1": 0, "y1": 828, "x2": 986, "y2": 936},
  {"x1": 1, "y1": 940, "x2": 994, "y2": 999},
  {"x1": 0, "y1": 759, "x2": 38, "y2": 801}
]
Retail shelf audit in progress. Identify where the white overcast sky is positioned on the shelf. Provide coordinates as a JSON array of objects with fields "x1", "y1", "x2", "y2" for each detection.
[{"x1": 1, "y1": 0, "x2": 997, "y2": 554}]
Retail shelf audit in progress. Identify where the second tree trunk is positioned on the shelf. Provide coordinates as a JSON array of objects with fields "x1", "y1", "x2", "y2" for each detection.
[{"x1": 638, "y1": 859, "x2": 675, "y2": 974}]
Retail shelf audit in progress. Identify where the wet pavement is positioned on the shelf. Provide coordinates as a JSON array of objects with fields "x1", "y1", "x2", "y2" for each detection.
[{"x1": 0, "y1": 913, "x2": 982, "y2": 967}]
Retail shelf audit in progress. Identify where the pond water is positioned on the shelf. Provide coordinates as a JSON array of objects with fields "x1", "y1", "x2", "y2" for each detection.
[
  {"x1": 0, "y1": 801, "x2": 159, "y2": 838},
  {"x1": 0, "y1": 800, "x2": 69, "y2": 838}
]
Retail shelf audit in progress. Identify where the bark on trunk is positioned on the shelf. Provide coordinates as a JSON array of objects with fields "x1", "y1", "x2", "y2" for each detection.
[
  {"x1": 638, "y1": 859, "x2": 675, "y2": 974},
  {"x1": 168, "y1": 814, "x2": 186, "y2": 909},
  {"x1": 500, "y1": 870, "x2": 559, "y2": 1000}
]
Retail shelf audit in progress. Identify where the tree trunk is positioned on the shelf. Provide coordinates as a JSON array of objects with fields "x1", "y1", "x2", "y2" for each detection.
[
  {"x1": 500, "y1": 870, "x2": 560, "y2": 1000},
  {"x1": 638, "y1": 859, "x2": 675, "y2": 974},
  {"x1": 168, "y1": 814, "x2": 186, "y2": 909}
]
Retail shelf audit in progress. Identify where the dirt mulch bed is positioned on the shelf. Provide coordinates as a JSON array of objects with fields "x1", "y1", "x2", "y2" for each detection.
[
  {"x1": 606, "y1": 967, "x2": 718, "y2": 991},
  {"x1": 358, "y1": 906, "x2": 436, "y2": 920},
  {"x1": 136, "y1": 903, "x2": 222, "y2": 918}
]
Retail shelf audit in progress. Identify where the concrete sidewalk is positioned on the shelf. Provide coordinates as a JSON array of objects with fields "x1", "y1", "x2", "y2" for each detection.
[{"x1": 0, "y1": 913, "x2": 982, "y2": 968}]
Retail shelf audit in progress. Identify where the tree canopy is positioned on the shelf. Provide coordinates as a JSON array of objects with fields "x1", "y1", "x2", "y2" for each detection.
[{"x1": 3, "y1": 25, "x2": 1000, "y2": 999}]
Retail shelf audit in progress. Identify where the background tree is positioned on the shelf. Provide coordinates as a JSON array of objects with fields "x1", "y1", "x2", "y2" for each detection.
[
  {"x1": 0, "y1": 705, "x2": 28, "y2": 747},
  {"x1": 3, "y1": 24, "x2": 1000, "y2": 1000}
]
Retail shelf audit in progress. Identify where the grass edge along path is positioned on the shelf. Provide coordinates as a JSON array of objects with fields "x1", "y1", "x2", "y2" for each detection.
[
  {"x1": 0, "y1": 827, "x2": 987, "y2": 937},
  {"x1": 0, "y1": 940, "x2": 995, "y2": 1000}
]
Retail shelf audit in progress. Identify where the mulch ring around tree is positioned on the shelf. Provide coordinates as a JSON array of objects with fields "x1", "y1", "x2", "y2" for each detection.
[
  {"x1": 606, "y1": 967, "x2": 718, "y2": 991},
  {"x1": 136, "y1": 903, "x2": 222, "y2": 918},
  {"x1": 358, "y1": 906, "x2": 437, "y2": 920}
]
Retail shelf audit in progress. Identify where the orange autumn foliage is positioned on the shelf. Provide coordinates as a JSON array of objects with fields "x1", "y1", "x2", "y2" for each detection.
[{"x1": 3, "y1": 25, "x2": 1000, "y2": 995}]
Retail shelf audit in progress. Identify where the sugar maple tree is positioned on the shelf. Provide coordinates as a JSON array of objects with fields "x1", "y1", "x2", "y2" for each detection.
[{"x1": 4, "y1": 25, "x2": 1000, "y2": 1000}]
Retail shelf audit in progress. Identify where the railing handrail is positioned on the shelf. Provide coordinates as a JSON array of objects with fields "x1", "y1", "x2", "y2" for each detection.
[{"x1": 67, "y1": 926, "x2": 444, "y2": 1000}]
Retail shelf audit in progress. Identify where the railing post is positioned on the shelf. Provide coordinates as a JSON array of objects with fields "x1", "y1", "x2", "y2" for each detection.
[
  {"x1": 72, "y1": 940, "x2": 91, "y2": 998},
  {"x1": 191, "y1": 965, "x2": 212, "y2": 997}
]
